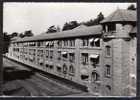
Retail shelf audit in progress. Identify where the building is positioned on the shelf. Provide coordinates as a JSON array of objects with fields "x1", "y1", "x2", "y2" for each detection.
[{"x1": 7, "y1": 9, "x2": 137, "y2": 96}]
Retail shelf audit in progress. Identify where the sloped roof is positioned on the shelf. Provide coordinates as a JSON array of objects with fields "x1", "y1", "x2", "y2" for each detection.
[
  {"x1": 101, "y1": 9, "x2": 136, "y2": 23},
  {"x1": 74, "y1": 24, "x2": 87, "y2": 30},
  {"x1": 11, "y1": 36, "x2": 21, "y2": 41},
  {"x1": 13, "y1": 25, "x2": 102, "y2": 42}
]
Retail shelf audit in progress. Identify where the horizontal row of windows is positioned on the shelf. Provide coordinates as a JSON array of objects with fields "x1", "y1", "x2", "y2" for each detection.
[
  {"x1": 12, "y1": 48, "x2": 103, "y2": 65},
  {"x1": 12, "y1": 37, "x2": 100, "y2": 48},
  {"x1": 45, "y1": 64, "x2": 75, "y2": 76}
]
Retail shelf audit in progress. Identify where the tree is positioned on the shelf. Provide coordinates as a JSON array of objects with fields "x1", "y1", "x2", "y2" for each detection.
[
  {"x1": 10, "y1": 32, "x2": 18, "y2": 38},
  {"x1": 62, "y1": 21, "x2": 80, "y2": 31},
  {"x1": 83, "y1": 12, "x2": 104, "y2": 26},
  {"x1": 97, "y1": 12, "x2": 104, "y2": 23},
  {"x1": 3, "y1": 32, "x2": 11, "y2": 54},
  {"x1": 46, "y1": 25, "x2": 60, "y2": 33},
  {"x1": 24, "y1": 30, "x2": 34, "y2": 37},
  {"x1": 19, "y1": 33, "x2": 24, "y2": 38},
  {"x1": 127, "y1": 4, "x2": 136, "y2": 10}
]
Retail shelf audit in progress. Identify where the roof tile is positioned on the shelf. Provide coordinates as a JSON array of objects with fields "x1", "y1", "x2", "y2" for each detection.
[{"x1": 101, "y1": 9, "x2": 136, "y2": 23}]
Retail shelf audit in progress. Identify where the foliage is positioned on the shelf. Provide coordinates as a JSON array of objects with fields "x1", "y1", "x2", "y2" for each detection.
[
  {"x1": 10, "y1": 32, "x2": 18, "y2": 38},
  {"x1": 3, "y1": 32, "x2": 11, "y2": 54},
  {"x1": 62, "y1": 21, "x2": 80, "y2": 31},
  {"x1": 127, "y1": 4, "x2": 136, "y2": 10},
  {"x1": 19, "y1": 33, "x2": 25, "y2": 38},
  {"x1": 46, "y1": 25, "x2": 60, "y2": 33},
  {"x1": 24, "y1": 30, "x2": 34, "y2": 37},
  {"x1": 83, "y1": 12, "x2": 104, "y2": 26}
]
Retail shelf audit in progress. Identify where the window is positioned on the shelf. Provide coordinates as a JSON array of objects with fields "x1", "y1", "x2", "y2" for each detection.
[
  {"x1": 82, "y1": 38, "x2": 89, "y2": 46},
  {"x1": 63, "y1": 64, "x2": 67, "y2": 74},
  {"x1": 81, "y1": 68, "x2": 89, "y2": 81},
  {"x1": 38, "y1": 50, "x2": 43, "y2": 57},
  {"x1": 108, "y1": 23, "x2": 116, "y2": 32},
  {"x1": 46, "y1": 50, "x2": 49, "y2": 58},
  {"x1": 46, "y1": 64, "x2": 49, "y2": 68},
  {"x1": 40, "y1": 62, "x2": 43, "y2": 66},
  {"x1": 49, "y1": 65, "x2": 54, "y2": 69},
  {"x1": 105, "y1": 65, "x2": 111, "y2": 77},
  {"x1": 81, "y1": 53, "x2": 88, "y2": 65},
  {"x1": 81, "y1": 75, "x2": 89, "y2": 80},
  {"x1": 69, "y1": 65, "x2": 75, "y2": 75},
  {"x1": 45, "y1": 41, "x2": 49, "y2": 47},
  {"x1": 37, "y1": 41, "x2": 44, "y2": 47},
  {"x1": 57, "y1": 66, "x2": 61, "y2": 73},
  {"x1": 50, "y1": 41, "x2": 54, "y2": 48},
  {"x1": 28, "y1": 49, "x2": 36, "y2": 62},
  {"x1": 89, "y1": 38, "x2": 100, "y2": 47},
  {"x1": 69, "y1": 53, "x2": 75, "y2": 63},
  {"x1": 91, "y1": 72, "x2": 100, "y2": 82},
  {"x1": 45, "y1": 63, "x2": 49, "y2": 68},
  {"x1": 90, "y1": 54, "x2": 99, "y2": 65},
  {"x1": 89, "y1": 38, "x2": 94, "y2": 47},
  {"x1": 94, "y1": 38, "x2": 100, "y2": 47},
  {"x1": 62, "y1": 52, "x2": 68, "y2": 61},
  {"x1": 64, "y1": 40, "x2": 68, "y2": 47},
  {"x1": 57, "y1": 40, "x2": 62, "y2": 47},
  {"x1": 50, "y1": 50, "x2": 53, "y2": 59},
  {"x1": 57, "y1": 51, "x2": 61, "y2": 60},
  {"x1": 69, "y1": 39, "x2": 75, "y2": 47},
  {"x1": 106, "y1": 46, "x2": 111, "y2": 56},
  {"x1": 29, "y1": 42, "x2": 36, "y2": 46},
  {"x1": 37, "y1": 42, "x2": 41, "y2": 47}
]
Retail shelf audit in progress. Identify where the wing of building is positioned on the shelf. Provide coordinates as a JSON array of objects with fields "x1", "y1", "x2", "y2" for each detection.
[{"x1": 7, "y1": 9, "x2": 137, "y2": 96}]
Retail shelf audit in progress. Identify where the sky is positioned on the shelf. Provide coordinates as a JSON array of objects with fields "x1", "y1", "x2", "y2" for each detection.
[{"x1": 3, "y1": 2, "x2": 136, "y2": 35}]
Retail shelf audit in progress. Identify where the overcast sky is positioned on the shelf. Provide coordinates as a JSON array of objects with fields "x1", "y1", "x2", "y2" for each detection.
[{"x1": 3, "y1": 2, "x2": 136, "y2": 35}]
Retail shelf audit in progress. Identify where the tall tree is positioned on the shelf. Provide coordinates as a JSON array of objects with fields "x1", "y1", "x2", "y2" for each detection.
[
  {"x1": 97, "y1": 12, "x2": 104, "y2": 23},
  {"x1": 24, "y1": 30, "x2": 34, "y2": 37},
  {"x1": 127, "y1": 4, "x2": 136, "y2": 10},
  {"x1": 83, "y1": 12, "x2": 104, "y2": 26}
]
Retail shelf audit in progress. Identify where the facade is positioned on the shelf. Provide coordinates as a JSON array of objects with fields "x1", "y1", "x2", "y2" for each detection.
[{"x1": 7, "y1": 9, "x2": 137, "y2": 96}]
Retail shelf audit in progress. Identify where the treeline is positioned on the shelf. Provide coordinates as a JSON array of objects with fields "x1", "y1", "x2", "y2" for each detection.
[
  {"x1": 3, "y1": 4, "x2": 136, "y2": 54},
  {"x1": 45, "y1": 4, "x2": 136, "y2": 34},
  {"x1": 3, "y1": 30, "x2": 34, "y2": 54},
  {"x1": 46, "y1": 12, "x2": 104, "y2": 33}
]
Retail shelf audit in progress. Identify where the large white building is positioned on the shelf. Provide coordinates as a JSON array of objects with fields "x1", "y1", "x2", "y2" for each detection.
[{"x1": 7, "y1": 9, "x2": 137, "y2": 96}]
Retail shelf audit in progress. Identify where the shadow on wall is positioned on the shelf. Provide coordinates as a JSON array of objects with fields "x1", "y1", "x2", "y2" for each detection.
[{"x1": 3, "y1": 66, "x2": 35, "y2": 82}]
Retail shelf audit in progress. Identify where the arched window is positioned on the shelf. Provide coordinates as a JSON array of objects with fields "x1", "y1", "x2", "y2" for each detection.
[
  {"x1": 91, "y1": 72, "x2": 100, "y2": 82},
  {"x1": 69, "y1": 65, "x2": 75, "y2": 75},
  {"x1": 106, "y1": 46, "x2": 111, "y2": 56},
  {"x1": 63, "y1": 64, "x2": 67, "y2": 74}
]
